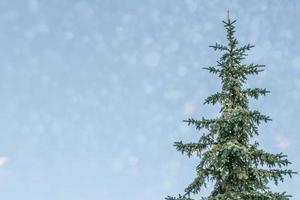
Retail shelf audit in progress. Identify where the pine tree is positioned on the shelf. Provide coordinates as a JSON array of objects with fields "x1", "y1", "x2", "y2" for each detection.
[{"x1": 166, "y1": 13, "x2": 296, "y2": 200}]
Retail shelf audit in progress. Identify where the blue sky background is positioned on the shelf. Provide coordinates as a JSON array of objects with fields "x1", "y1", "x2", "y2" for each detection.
[{"x1": 0, "y1": 0, "x2": 299, "y2": 199}]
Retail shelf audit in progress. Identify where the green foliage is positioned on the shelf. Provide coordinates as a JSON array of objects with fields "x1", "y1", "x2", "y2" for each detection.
[{"x1": 166, "y1": 15, "x2": 296, "y2": 200}]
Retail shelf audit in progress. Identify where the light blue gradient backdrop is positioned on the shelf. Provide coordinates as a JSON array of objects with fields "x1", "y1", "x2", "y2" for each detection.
[{"x1": 0, "y1": 0, "x2": 299, "y2": 199}]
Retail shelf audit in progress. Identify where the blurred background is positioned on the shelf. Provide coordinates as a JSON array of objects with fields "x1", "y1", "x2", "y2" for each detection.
[{"x1": 0, "y1": 0, "x2": 299, "y2": 199}]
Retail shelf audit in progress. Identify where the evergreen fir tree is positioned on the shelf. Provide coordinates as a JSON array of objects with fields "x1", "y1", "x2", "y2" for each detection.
[{"x1": 166, "y1": 12, "x2": 296, "y2": 200}]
